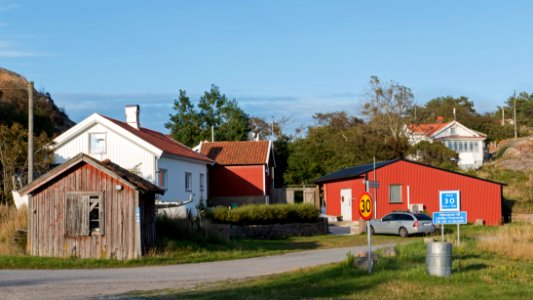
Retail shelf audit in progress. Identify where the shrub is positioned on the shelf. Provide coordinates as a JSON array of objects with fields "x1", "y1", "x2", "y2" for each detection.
[
  {"x1": 209, "y1": 203, "x2": 320, "y2": 225},
  {"x1": 0, "y1": 205, "x2": 27, "y2": 255}
]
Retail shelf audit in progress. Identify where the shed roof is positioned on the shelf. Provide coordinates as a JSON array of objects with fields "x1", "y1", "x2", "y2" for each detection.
[
  {"x1": 312, "y1": 159, "x2": 398, "y2": 183},
  {"x1": 20, "y1": 153, "x2": 165, "y2": 195},
  {"x1": 199, "y1": 140, "x2": 272, "y2": 165},
  {"x1": 312, "y1": 158, "x2": 504, "y2": 186}
]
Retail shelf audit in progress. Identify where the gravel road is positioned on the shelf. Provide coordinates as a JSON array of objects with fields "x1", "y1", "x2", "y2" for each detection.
[{"x1": 0, "y1": 244, "x2": 393, "y2": 299}]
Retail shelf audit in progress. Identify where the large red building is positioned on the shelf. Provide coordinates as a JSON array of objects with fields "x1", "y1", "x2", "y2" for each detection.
[
  {"x1": 313, "y1": 159, "x2": 503, "y2": 225},
  {"x1": 199, "y1": 140, "x2": 275, "y2": 206}
]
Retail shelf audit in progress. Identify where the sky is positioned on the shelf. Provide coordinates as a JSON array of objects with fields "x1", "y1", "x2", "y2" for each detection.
[{"x1": 2, "y1": 0, "x2": 533, "y2": 134}]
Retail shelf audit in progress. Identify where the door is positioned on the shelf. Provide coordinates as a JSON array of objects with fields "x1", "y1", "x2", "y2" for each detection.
[{"x1": 340, "y1": 189, "x2": 352, "y2": 221}]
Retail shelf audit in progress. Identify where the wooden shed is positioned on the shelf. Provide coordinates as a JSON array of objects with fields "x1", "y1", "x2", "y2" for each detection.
[{"x1": 20, "y1": 153, "x2": 164, "y2": 259}]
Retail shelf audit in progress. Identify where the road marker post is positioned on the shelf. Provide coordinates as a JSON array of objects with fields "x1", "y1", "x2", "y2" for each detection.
[{"x1": 359, "y1": 192, "x2": 373, "y2": 274}]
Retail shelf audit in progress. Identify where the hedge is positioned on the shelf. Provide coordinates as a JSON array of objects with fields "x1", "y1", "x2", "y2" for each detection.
[{"x1": 210, "y1": 203, "x2": 320, "y2": 225}]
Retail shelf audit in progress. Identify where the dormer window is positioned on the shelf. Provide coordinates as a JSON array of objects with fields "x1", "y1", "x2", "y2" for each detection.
[{"x1": 89, "y1": 133, "x2": 106, "y2": 154}]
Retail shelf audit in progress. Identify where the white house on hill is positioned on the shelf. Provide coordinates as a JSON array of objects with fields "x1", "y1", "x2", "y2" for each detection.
[
  {"x1": 52, "y1": 105, "x2": 213, "y2": 216},
  {"x1": 405, "y1": 119, "x2": 487, "y2": 169}
]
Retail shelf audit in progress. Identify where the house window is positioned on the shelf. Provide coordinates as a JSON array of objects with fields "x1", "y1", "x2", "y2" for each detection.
[
  {"x1": 65, "y1": 192, "x2": 104, "y2": 236},
  {"x1": 389, "y1": 184, "x2": 402, "y2": 203},
  {"x1": 89, "y1": 133, "x2": 106, "y2": 154},
  {"x1": 450, "y1": 126, "x2": 456, "y2": 135},
  {"x1": 474, "y1": 142, "x2": 479, "y2": 152},
  {"x1": 199, "y1": 174, "x2": 205, "y2": 192},
  {"x1": 158, "y1": 169, "x2": 168, "y2": 189},
  {"x1": 185, "y1": 172, "x2": 192, "y2": 192},
  {"x1": 469, "y1": 142, "x2": 474, "y2": 152}
]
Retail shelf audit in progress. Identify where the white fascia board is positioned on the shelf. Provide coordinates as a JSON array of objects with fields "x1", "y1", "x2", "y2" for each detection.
[
  {"x1": 431, "y1": 121, "x2": 483, "y2": 139},
  {"x1": 53, "y1": 113, "x2": 164, "y2": 158}
]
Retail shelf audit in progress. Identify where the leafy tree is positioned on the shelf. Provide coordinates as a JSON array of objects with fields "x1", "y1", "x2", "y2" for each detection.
[
  {"x1": 0, "y1": 123, "x2": 54, "y2": 205},
  {"x1": 362, "y1": 76, "x2": 414, "y2": 156},
  {"x1": 407, "y1": 141, "x2": 458, "y2": 170},
  {"x1": 166, "y1": 85, "x2": 250, "y2": 147},
  {"x1": 504, "y1": 92, "x2": 533, "y2": 128},
  {"x1": 418, "y1": 96, "x2": 477, "y2": 124}
]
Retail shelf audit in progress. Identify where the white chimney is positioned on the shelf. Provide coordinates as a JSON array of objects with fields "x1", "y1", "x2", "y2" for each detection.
[{"x1": 125, "y1": 105, "x2": 140, "y2": 129}]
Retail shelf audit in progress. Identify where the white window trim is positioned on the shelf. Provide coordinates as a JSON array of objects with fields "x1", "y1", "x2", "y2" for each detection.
[
  {"x1": 89, "y1": 132, "x2": 107, "y2": 155},
  {"x1": 185, "y1": 172, "x2": 192, "y2": 192},
  {"x1": 158, "y1": 168, "x2": 168, "y2": 190},
  {"x1": 389, "y1": 184, "x2": 403, "y2": 203}
]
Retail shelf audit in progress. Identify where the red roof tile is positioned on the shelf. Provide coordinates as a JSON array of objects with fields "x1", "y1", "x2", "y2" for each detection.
[
  {"x1": 100, "y1": 115, "x2": 213, "y2": 164},
  {"x1": 200, "y1": 141, "x2": 270, "y2": 165},
  {"x1": 407, "y1": 122, "x2": 450, "y2": 136}
]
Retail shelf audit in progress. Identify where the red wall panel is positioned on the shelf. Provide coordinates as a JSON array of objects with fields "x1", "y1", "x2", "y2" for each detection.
[
  {"x1": 322, "y1": 160, "x2": 502, "y2": 225},
  {"x1": 209, "y1": 165, "x2": 265, "y2": 197}
]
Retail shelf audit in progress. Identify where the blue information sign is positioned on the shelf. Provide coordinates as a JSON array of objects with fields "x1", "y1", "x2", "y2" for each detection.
[
  {"x1": 433, "y1": 211, "x2": 467, "y2": 225},
  {"x1": 439, "y1": 190, "x2": 460, "y2": 212}
]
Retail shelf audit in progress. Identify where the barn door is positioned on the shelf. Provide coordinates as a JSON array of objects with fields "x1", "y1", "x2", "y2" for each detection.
[{"x1": 340, "y1": 189, "x2": 352, "y2": 221}]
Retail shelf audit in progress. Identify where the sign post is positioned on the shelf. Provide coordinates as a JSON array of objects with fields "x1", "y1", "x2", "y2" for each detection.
[
  {"x1": 438, "y1": 190, "x2": 460, "y2": 242},
  {"x1": 359, "y1": 192, "x2": 373, "y2": 274}
]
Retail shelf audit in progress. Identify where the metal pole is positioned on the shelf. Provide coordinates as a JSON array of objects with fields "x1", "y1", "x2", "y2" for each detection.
[
  {"x1": 513, "y1": 90, "x2": 517, "y2": 139},
  {"x1": 367, "y1": 221, "x2": 371, "y2": 274},
  {"x1": 373, "y1": 157, "x2": 377, "y2": 219},
  {"x1": 457, "y1": 224, "x2": 460, "y2": 247},
  {"x1": 28, "y1": 81, "x2": 34, "y2": 183},
  {"x1": 441, "y1": 225, "x2": 444, "y2": 242}
]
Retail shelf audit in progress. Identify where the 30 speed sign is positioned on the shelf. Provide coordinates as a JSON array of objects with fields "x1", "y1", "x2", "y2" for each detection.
[{"x1": 359, "y1": 192, "x2": 373, "y2": 220}]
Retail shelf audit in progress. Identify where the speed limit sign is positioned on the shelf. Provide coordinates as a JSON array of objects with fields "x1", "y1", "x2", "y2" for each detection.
[{"x1": 359, "y1": 192, "x2": 373, "y2": 220}]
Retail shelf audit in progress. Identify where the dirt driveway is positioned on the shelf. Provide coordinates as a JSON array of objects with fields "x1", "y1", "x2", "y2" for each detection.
[{"x1": 0, "y1": 244, "x2": 393, "y2": 299}]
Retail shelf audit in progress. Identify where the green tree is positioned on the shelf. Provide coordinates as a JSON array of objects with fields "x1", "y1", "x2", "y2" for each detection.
[
  {"x1": 0, "y1": 123, "x2": 54, "y2": 205},
  {"x1": 505, "y1": 92, "x2": 533, "y2": 128},
  {"x1": 166, "y1": 85, "x2": 250, "y2": 147},
  {"x1": 407, "y1": 141, "x2": 458, "y2": 170}
]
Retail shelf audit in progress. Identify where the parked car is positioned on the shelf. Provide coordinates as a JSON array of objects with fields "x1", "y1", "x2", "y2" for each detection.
[{"x1": 368, "y1": 211, "x2": 435, "y2": 237}]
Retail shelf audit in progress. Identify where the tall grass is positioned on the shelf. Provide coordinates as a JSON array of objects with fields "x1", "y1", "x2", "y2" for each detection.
[
  {"x1": 477, "y1": 224, "x2": 533, "y2": 260},
  {"x1": 0, "y1": 205, "x2": 27, "y2": 255}
]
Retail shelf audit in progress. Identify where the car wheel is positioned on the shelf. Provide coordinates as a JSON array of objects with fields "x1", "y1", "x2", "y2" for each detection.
[
  {"x1": 370, "y1": 225, "x2": 375, "y2": 235},
  {"x1": 399, "y1": 227, "x2": 408, "y2": 238}
]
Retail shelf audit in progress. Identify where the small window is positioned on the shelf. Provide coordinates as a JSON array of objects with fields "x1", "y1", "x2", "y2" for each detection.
[
  {"x1": 66, "y1": 192, "x2": 104, "y2": 236},
  {"x1": 450, "y1": 126, "x2": 456, "y2": 135},
  {"x1": 185, "y1": 172, "x2": 192, "y2": 192},
  {"x1": 389, "y1": 184, "x2": 402, "y2": 203},
  {"x1": 89, "y1": 133, "x2": 106, "y2": 154},
  {"x1": 158, "y1": 169, "x2": 168, "y2": 189},
  {"x1": 199, "y1": 174, "x2": 205, "y2": 191},
  {"x1": 474, "y1": 142, "x2": 479, "y2": 151}
]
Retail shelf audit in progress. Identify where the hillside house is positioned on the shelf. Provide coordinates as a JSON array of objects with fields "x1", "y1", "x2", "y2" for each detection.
[
  {"x1": 405, "y1": 119, "x2": 487, "y2": 169},
  {"x1": 20, "y1": 154, "x2": 164, "y2": 259},
  {"x1": 53, "y1": 105, "x2": 213, "y2": 216},
  {"x1": 198, "y1": 140, "x2": 275, "y2": 206}
]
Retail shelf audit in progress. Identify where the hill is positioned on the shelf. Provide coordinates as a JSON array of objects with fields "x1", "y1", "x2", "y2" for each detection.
[
  {"x1": 492, "y1": 136, "x2": 533, "y2": 171},
  {"x1": 0, "y1": 67, "x2": 74, "y2": 135}
]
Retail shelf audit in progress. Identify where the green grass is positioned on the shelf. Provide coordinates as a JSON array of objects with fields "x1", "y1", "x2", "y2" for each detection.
[
  {"x1": 0, "y1": 233, "x2": 405, "y2": 269},
  {"x1": 130, "y1": 237, "x2": 533, "y2": 300}
]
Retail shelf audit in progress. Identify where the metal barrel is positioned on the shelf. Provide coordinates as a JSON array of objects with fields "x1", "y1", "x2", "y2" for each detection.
[{"x1": 426, "y1": 242, "x2": 452, "y2": 277}]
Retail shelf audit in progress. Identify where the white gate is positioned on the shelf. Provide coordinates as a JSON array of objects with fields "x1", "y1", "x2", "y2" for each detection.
[{"x1": 340, "y1": 189, "x2": 352, "y2": 221}]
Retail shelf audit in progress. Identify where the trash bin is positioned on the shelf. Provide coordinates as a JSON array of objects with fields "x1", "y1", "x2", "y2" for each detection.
[{"x1": 426, "y1": 242, "x2": 452, "y2": 277}]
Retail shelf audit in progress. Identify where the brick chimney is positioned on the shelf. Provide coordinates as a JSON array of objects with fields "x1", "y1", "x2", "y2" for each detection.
[
  {"x1": 125, "y1": 105, "x2": 140, "y2": 129},
  {"x1": 436, "y1": 116, "x2": 444, "y2": 124}
]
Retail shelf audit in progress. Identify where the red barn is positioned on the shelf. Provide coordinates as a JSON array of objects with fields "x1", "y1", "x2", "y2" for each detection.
[
  {"x1": 199, "y1": 141, "x2": 275, "y2": 206},
  {"x1": 313, "y1": 159, "x2": 503, "y2": 225}
]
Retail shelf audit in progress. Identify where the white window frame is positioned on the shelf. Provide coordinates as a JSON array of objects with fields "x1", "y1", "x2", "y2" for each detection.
[
  {"x1": 185, "y1": 172, "x2": 192, "y2": 192},
  {"x1": 199, "y1": 173, "x2": 205, "y2": 192},
  {"x1": 389, "y1": 184, "x2": 402, "y2": 203},
  {"x1": 89, "y1": 133, "x2": 106, "y2": 155}
]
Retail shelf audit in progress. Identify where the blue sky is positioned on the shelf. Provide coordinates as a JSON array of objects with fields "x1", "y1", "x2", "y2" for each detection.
[{"x1": 2, "y1": 0, "x2": 533, "y2": 133}]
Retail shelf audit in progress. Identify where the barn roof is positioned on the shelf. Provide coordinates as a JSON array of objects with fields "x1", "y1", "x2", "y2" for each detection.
[
  {"x1": 312, "y1": 159, "x2": 399, "y2": 183},
  {"x1": 101, "y1": 115, "x2": 214, "y2": 164},
  {"x1": 199, "y1": 140, "x2": 273, "y2": 166},
  {"x1": 20, "y1": 153, "x2": 165, "y2": 195},
  {"x1": 313, "y1": 158, "x2": 504, "y2": 186}
]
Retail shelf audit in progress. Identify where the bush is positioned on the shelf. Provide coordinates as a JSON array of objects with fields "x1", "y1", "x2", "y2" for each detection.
[{"x1": 209, "y1": 203, "x2": 320, "y2": 225}]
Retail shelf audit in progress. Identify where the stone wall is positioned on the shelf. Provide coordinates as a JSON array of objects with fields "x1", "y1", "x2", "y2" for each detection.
[{"x1": 205, "y1": 218, "x2": 329, "y2": 240}]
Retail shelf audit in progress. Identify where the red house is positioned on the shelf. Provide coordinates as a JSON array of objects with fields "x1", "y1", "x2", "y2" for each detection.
[
  {"x1": 199, "y1": 141, "x2": 275, "y2": 206},
  {"x1": 313, "y1": 159, "x2": 503, "y2": 225}
]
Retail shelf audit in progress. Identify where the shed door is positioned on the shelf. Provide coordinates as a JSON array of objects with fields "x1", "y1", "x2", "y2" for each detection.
[{"x1": 340, "y1": 189, "x2": 352, "y2": 221}]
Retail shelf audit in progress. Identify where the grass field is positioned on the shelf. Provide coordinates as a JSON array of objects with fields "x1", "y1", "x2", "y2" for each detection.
[{"x1": 130, "y1": 226, "x2": 533, "y2": 300}]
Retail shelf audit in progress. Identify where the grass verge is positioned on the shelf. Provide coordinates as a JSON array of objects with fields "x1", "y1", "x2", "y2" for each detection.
[{"x1": 130, "y1": 237, "x2": 533, "y2": 300}]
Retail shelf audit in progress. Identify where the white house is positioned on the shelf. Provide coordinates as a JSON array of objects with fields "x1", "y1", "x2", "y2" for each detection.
[
  {"x1": 53, "y1": 105, "x2": 214, "y2": 216},
  {"x1": 405, "y1": 119, "x2": 487, "y2": 169}
]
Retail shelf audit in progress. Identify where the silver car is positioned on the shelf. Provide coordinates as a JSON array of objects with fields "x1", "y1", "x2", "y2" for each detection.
[{"x1": 368, "y1": 211, "x2": 435, "y2": 237}]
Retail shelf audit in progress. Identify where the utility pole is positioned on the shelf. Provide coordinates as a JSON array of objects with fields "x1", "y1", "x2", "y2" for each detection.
[
  {"x1": 513, "y1": 90, "x2": 517, "y2": 139},
  {"x1": 28, "y1": 81, "x2": 34, "y2": 183}
]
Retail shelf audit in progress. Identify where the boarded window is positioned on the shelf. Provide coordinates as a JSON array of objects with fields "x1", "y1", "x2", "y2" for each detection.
[
  {"x1": 66, "y1": 192, "x2": 104, "y2": 237},
  {"x1": 389, "y1": 184, "x2": 402, "y2": 203}
]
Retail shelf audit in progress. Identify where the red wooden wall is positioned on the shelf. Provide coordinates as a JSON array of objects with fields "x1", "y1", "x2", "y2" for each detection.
[
  {"x1": 322, "y1": 160, "x2": 502, "y2": 225},
  {"x1": 209, "y1": 165, "x2": 265, "y2": 197}
]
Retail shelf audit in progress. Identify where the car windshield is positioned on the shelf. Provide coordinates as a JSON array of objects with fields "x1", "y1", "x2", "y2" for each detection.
[{"x1": 414, "y1": 213, "x2": 432, "y2": 221}]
